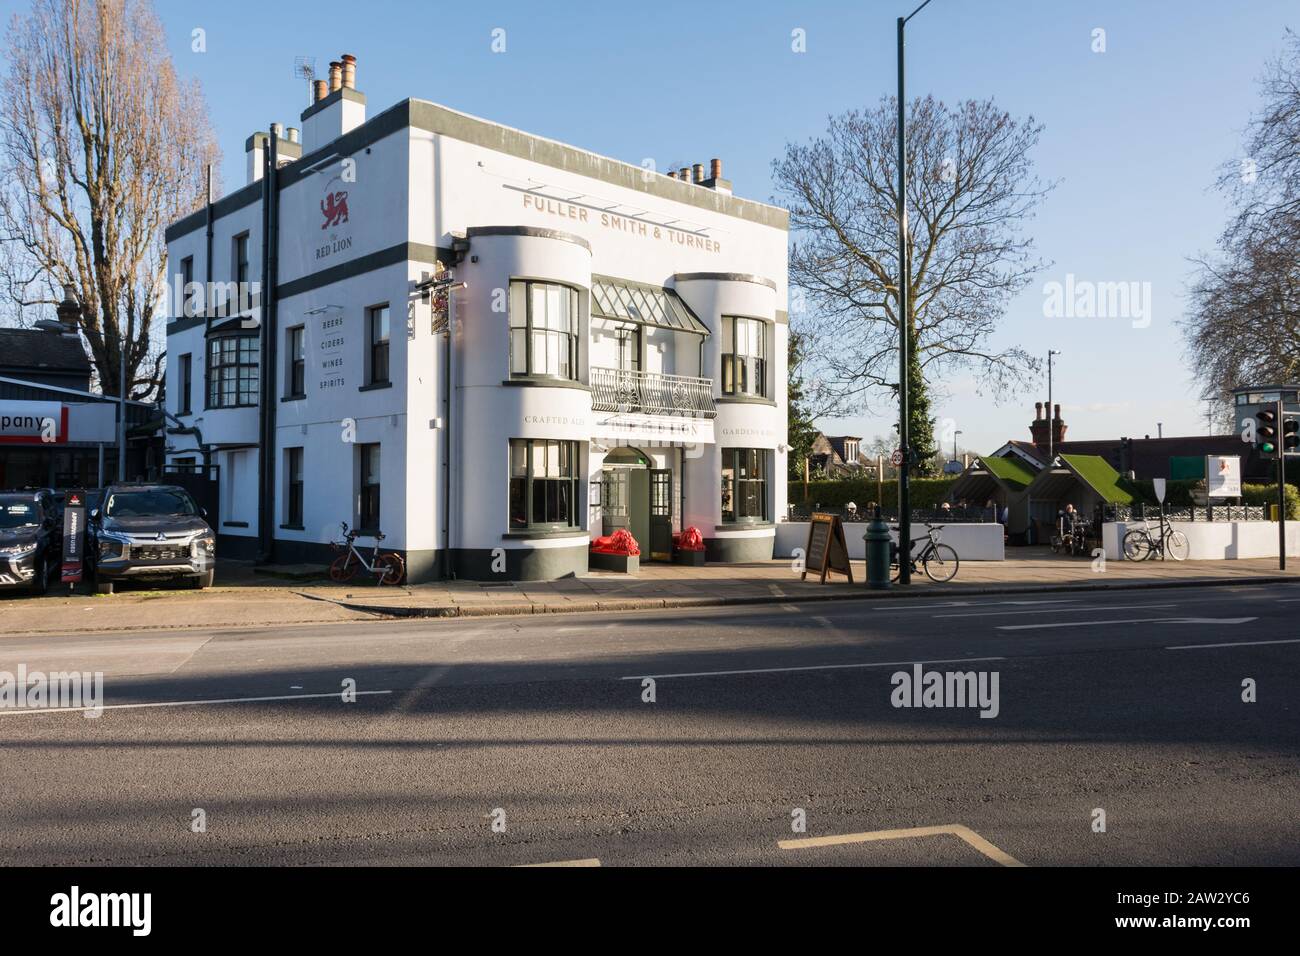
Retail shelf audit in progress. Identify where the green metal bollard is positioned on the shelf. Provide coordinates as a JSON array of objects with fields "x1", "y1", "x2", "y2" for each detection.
[{"x1": 864, "y1": 507, "x2": 892, "y2": 590}]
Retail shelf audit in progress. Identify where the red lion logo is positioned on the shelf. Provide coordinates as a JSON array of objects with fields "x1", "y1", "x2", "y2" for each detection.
[{"x1": 321, "y1": 190, "x2": 349, "y2": 229}]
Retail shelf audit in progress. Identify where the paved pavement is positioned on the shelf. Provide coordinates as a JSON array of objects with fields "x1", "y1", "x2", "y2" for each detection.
[
  {"x1": 0, "y1": 583, "x2": 1295, "y2": 866},
  {"x1": 1, "y1": 548, "x2": 1296, "y2": 635}
]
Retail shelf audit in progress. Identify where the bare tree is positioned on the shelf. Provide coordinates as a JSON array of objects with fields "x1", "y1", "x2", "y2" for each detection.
[
  {"x1": 0, "y1": 0, "x2": 219, "y2": 399},
  {"x1": 1184, "y1": 31, "x2": 1300, "y2": 407},
  {"x1": 773, "y1": 96, "x2": 1053, "y2": 469}
]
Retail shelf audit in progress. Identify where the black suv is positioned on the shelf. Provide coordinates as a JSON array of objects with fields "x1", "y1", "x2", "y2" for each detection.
[
  {"x1": 88, "y1": 484, "x2": 215, "y2": 593},
  {"x1": 0, "y1": 490, "x2": 60, "y2": 595}
]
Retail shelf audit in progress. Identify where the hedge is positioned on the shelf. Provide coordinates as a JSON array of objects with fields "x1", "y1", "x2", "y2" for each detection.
[
  {"x1": 1241, "y1": 483, "x2": 1300, "y2": 519},
  {"x1": 792, "y1": 477, "x2": 956, "y2": 510},
  {"x1": 793, "y1": 477, "x2": 1300, "y2": 519}
]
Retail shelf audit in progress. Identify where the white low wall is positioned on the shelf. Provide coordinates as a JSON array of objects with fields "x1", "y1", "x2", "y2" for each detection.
[
  {"x1": 1102, "y1": 520, "x2": 1300, "y2": 561},
  {"x1": 776, "y1": 521, "x2": 1005, "y2": 561}
]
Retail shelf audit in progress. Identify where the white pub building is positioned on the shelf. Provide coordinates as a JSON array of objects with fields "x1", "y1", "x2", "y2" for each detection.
[{"x1": 164, "y1": 56, "x2": 789, "y2": 581}]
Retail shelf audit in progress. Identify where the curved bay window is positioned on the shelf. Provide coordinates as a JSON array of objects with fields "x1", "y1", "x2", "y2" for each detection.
[
  {"x1": 207, "y1": 334, "x2": 259, "y2": 408},
  {"x1": 509, "y1": 281, "x2": 579, "y2": 380},
  {"x1": 721, "y1": 448, "x2": 768, "y2": 523},
  {"x1": 509, "y1": 439, "x2": 580, "y2": 530},
  {"x1": 721, "y1": 316, "x2": 768, "y2": 398}
]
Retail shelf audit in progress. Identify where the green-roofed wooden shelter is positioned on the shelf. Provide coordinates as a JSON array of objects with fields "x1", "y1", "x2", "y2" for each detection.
[
  {"x1": 948, "y1": 454, "x2": 1041, "y2": 533},
  {"x1": 1022, "y1": 453, "x2": 1138, "y2": 544}
]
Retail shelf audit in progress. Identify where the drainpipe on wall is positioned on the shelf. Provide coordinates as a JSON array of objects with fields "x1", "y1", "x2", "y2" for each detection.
[
  {"x1": 442, "y1": 288, "x2": 453, "y2": 578},
  {"x1": 204, "y1": 164, "x2": 214, "y2": 334},
  {"x1": 256, "y1": 129, "x2": 281, "y2": 563}
]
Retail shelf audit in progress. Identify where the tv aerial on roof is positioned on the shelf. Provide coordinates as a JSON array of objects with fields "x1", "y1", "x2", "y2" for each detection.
[{"x1": 293, "y1": 56, "x2": 316, "y2": 105}]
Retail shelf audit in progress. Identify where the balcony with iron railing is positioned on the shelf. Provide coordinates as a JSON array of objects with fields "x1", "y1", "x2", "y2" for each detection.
[{"x1": 590, "y1": 366, "x2": 717, "y2": 419}]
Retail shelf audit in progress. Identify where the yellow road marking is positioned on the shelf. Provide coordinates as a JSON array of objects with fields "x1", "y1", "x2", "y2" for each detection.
[
  {"x1": 517, "y1": 858, "x2": 602, "y2": 867},
  {"x1": 779, "y1": 824, "x2": 1025, "y2": 867}
]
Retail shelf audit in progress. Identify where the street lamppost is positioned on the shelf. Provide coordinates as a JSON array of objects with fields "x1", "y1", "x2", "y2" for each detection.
[
  {"x1": 952, "y1": 428, "x2": 962, "y2": 465},
  {"x1": 896, "y1": 0, "x2": 936, "y2": 584},
  {"x1": 1047, "y1": 349, "x2": 1060, "y2": 461}
]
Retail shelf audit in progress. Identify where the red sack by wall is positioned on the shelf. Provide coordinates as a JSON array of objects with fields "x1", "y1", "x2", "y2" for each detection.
[{"x1": 591, "y1": 528, "x2": 641, "y2": 556}]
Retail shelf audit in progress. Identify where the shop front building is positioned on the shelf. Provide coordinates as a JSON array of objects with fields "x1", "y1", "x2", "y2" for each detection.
[{"x1": 163, "y1": 56, "x2": 790, "y2": 581}]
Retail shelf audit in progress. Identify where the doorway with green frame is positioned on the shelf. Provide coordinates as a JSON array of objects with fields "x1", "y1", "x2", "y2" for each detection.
[{"x1": 601, "y1": 446, "x2": 673, "y2": 561}]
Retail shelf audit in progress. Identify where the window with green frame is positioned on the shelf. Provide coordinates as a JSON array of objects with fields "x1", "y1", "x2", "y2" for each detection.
[
  {"x1": 721, "y1": 447, "x2": 768, "y2": 522},
  {"x1": 720, "y1": 316, "x2": 768, "y2": 398},
  {"x1": 207, "y1": 334, "x2": 259, "y2": 408},
  {"x1": 509, "y1": 439, "x2": 580, "y2": 529},
  {"x1": 508, "y1": 281, "x2": 579, "y2": 380}
]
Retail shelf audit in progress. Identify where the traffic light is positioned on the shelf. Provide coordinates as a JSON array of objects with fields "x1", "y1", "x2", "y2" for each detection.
[
  {"x1": 1285, "y1": 415, "x2": 1300, "y2": 454},
  {"x1": 1256, "y1": 408, "x2": 1278, "y2": 455}
]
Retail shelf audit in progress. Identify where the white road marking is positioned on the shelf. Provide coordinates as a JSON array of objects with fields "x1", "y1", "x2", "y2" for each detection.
[
  {"x1": 998, "y1": 616, "x2": 1257, "y2": 631},
  {"x1": 780, "y1": 604, "x2": 799, "y2": 612},
  {"x1": 934, "y1": 603, "x2": 1176, "y2": 619},
  {"x1": 621, "y1": 656, "x2": 1004, "y2": 681},
  {"x1": 779, "y1": 823, "x2": 1025, "y2": 867},
  {"x1": 850, "y1": 599, "x2": 1076, "y2": 613},
  {"x1": 1167, "y1": 638, "x2": 1300, "y2": 650},
  {"x1": 516, "y1": 858, "x2": 601, "y2": 867},
  {"x1": 0, "y1": 689, "x2": 392, "y2": 717}
]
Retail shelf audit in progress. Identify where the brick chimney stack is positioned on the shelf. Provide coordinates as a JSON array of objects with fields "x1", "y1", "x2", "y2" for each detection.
[{"x1": 1029, "y1": 401, "x2": 1067, "y2": 452}]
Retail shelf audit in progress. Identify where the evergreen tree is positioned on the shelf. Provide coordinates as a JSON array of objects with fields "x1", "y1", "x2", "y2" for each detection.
[
  {"x1": 906, "y1": 325, "x2": 937, "y2": 476},
  {"x1": 786, "y1": 332, "x2": 820, "y2": 479}
]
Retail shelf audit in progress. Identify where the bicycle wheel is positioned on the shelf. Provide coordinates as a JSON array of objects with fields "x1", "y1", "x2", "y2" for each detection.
[
  {"x1": 374, "y1": 552, "x2": 405, "y2": 586},
  {"x1": 329, "y1": 552, "x2": 359, "y2": 582},
  {"x1": 923, "y1": 544, "x2": 960, "y2": 583},
  {"x1": 1122, "y1": 530, "x2": 1151, "y2": 561},
  {"x1": 1165, "y1": 530, "x2": 1189, "y2": 561}
]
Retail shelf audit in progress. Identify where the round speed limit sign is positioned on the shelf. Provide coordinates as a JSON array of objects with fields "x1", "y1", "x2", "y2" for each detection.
[{"x1": 890, "y1": 449, "x2": 904, "y2": 467}]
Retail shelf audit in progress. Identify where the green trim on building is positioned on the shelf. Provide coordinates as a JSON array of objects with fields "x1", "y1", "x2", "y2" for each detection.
[{"x1": 166, "y1": 97, "x2": 790, "y2": 243}]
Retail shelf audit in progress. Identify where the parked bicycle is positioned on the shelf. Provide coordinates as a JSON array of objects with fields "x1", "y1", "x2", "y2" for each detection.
[
  {"x1": 890, "y1": 522, "x2": 960, "y2": 583},
  {"x1": 328, "y1": 522, "x2": 406, "y2": 584},
  {"x1": 1122, "y1": 517, "x2": 1189, "y2": 562},
  {"x1": 1050, "y1": 513, "x2": 1090, "y2": 557}
]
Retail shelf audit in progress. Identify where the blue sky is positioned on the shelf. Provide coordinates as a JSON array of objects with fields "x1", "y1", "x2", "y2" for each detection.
[{"x1": 4, "y1": 0, "x2": 1293, "y2": 453}]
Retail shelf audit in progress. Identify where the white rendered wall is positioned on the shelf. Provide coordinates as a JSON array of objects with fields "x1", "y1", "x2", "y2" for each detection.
[
  {"x1": 454, "y1": 231, "x2": 594, "y2": 552},
  {"x1": 775, "y1": 521, "x2": 1006, "y2": 561},
  {"x1": 1102, "y1": 521, "x2": 1300, "y2": 561}
]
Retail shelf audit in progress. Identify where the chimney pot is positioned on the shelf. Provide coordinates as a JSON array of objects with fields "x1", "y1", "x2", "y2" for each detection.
[
  {"x1": 692, "y1": 163, "x2": 704, "y2": 183},
  {"x1": 313, "y1": 80, "x2": 328, "y2": 102},
  {"x1": 710, "y1": 157, "x2": 722, "y2": 180},
  {"x1": 340, "y1": 53, "x2": 356, "y2": 90},
  {"x1": 328, "y1": 61, "x2": 342, "y2": 93},
  {"x1": 1054, "y1": 403, "x2": 1061, "y2": 419},
  {"x1": 678, "y1": 167, "x2": 689, "y2": 181},
  {"x1": 1034, "y1": 401, "x2": 1043, "y2": 420},
  {"x1": 287, "y1": 127, "x2": 300, "y2": 144},
  {"x1": 270, "y1": 122, "x2": 284, "y2": 139},
  {"x1": 666, "y1": 170, "x2": 676, "y2": 180}
]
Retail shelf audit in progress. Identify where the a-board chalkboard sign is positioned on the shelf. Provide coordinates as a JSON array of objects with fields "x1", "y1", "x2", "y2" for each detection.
[{"x1": 801, "y1": 512, "x2": 854, "y2": 584}]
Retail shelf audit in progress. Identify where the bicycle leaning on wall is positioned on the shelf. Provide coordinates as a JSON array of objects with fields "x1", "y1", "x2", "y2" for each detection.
[
  {"x1": 889, "y1": 522, "x2": 961, "y2": 583},
  {"x1": 328, "y1": 522, "x2": 406, "y2": 584},
  {"x1": 1121, "y1": 517, "x2": 1189, "y2": 562}
]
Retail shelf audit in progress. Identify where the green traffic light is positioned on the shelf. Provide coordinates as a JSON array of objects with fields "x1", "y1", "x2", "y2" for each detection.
[{"x1": 1262, "y1": 442, "x2": 1276, "y2": 453}]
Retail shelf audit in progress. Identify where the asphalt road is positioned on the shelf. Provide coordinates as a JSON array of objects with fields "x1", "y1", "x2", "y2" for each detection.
[{"x1": 0, "y1": 582, "x2": 1296, "y2": 866}]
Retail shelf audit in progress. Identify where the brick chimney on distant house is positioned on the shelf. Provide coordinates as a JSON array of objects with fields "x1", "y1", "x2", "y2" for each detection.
[{"x1": 1030, "y1": 401, "x2": 1066, "y2": 453}]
